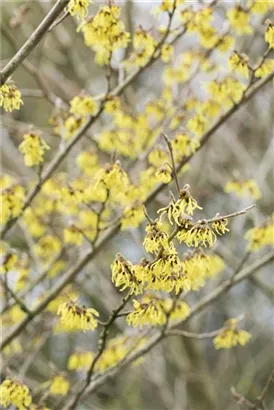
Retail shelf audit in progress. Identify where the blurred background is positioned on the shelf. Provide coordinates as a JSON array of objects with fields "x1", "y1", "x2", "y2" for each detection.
[{"x1": 1, "y1": 1, "x2": 274, "y2": 409}]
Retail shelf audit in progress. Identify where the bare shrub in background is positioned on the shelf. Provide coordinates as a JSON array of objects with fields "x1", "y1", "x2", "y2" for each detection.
[{"x1": 0, "y1": 1, "x2": 274, "y2": 409}]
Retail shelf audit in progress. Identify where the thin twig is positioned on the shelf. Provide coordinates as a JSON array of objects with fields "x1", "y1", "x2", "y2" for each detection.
[{"x1": 163, "y1": 133, "x2": 181, "y2": 195}]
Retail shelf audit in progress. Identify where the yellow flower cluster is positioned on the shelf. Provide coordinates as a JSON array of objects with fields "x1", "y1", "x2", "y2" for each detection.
[
  {"x1": 0, "y1": 82, "x2": 23, "y2": 112},
  {"x1": 158, "y1": 185, "x2": 202, "y2": 224},
  {"x1": 207, "y1": 77, "x2": 246, "y2": 108},
  {"x1": 254, "y1": 59, "x2": 274, "y2": 79},
  {"x1": 225, "y1": 179, "x2": 261, "y2": 200},
  {"x1": 1, "y1": 184, "x2": 25, "y2": 226},
  {"x1": 155, "y1": 165, "x2": 172, "y2": 184},
  {"x1": 111, "y1": 253, "x2": 143, "y2": 295},
  {"x1": 249, "y1": 0, "x2": 274, "y2": 15},
  {"x1": 226, "y1": 6, "x2": 253, "y2": 35},
  {"x1": 80, "y1": 5, "x2": 130, "y2": 65},
  {"x1": 265, "y1": 22, "x2": 274, "y2": 49},
  {"x1": 121, "y1": 201, "x2": 145, "y2": 230},
  {"x1": 66, "y1": 0, "x2": 91, "y2": 20},
  {"x1": 143, "y1": 221, "x2": 169, "y2": 254},
  {"x1": 49, "y1": 375, "x2": 70, "y2": 396},
  {"x1": 47, "y1": 288, "x2": 78, "y2": 314},
  {"x1": 34, "y1": 235, "x2": 61, "y2": 263},
  {"x1": 76, "y1": 151, "x2": 99, "y2": 176},
  {"x1": 0, "y1": 251, "x2": 18, "y2": 274},
  {"x1": 245, "y1": 218, "x2": 274, "y2": 251},
  {"x1": 69, "y1": 94, "x2": 97, "y2": 116},
  {"x1": 67, "y1": 351, "x2": 94, "y2": 371},
  {"x1": 182, "y1": 250, "x2": 224, "y2": 291},
  {"x1": 127, "y1": 295, "x2": 190, "y2": 328},
  {"x1": 63, "y1": 225, "x2": 83, "y2": 245},
  {"x1": 0, "y1": 378, "x2": 32, "y2": 410},
  {"x1": 213, "y1": 319, "x2": 251, "y2": 349},
  {"x1": 176, "y1": 218, "x2": 229, "y2": 248},
  {"x1": 51, "y1": 111, "x2": 85, "y2": 141},
  {"x1": 19, "y1": 132, "x2": 50, "y2": 167},
  {"x1": 57, "y1": 301, "x2": 99, "y2": 331},
  {"x1": 125, "y1": 27, "x2": 156, "y2": 69},
  {"x1": 94, "y1": 336, "x2": 130, "y2": 372},
  {"x1": 228, "y1": 52, "x2": 249, "y2": 78}
]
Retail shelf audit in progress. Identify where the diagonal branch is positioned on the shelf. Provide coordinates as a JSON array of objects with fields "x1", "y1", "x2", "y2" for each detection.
[{"x1": 0, "y1": 0, "x2": 69, "y2": 85}]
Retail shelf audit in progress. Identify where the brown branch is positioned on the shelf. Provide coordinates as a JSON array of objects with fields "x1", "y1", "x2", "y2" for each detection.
[
  {"x1": 166, "y1": 329, "x2": 221, "y2": 339},
  {"x1": 163, "y1": 133, "x2": 181, "y2": 195},
  {"x1": 66, "y1": 292, "x2": 132, "y2": 410},
  {"x1": 0, "y1": 0, "x2": 69, "y2": 85},
  {"x1": 256, "y1": 369, "x2": 274, "y2": 407}
]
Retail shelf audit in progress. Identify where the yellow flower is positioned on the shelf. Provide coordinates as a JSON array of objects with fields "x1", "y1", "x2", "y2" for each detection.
[
  {"x1": 245, "y1": 218, "x2": 274, "y2": 251},
  {"x1": 265, "y1": 22, "x2": 274, "y2": 49},
  {"x1": 225, "y1": 179, "x2": 261, "y2": 200},
  {"x1": 76, "y1": 151, "x2": 98, "y2": 176},
  {"x1": 148, "y1": 149, "x2": 169, "y2": 167},
  {"x1": 66, "y1": 0, "x2": 91, "y2": 20},
  {"x1": 80, "y1": 5, "x2": 130, "y2": 66},
  {"x1": 249, "y1": 0, "x2": 274, "y2": 14},
  {"x1": 67, "y1": 351, "x2": 94, "y2": 371},
  {"x1": 0, "y1": 82, "x2": 23, "y2": 112},
  {"x1": 111, "y1": 253, "x2": 143, "y2": 295},
  {"x1": 143, "y1": 221, "x2": 169, "y2": 254},
  {"x1": 125, "y1": 27, "x2": 156, "y2": 69},
  {"x1": 226, "y1": 6, "x2": 253, "y2": 35},
  {"x1": 177, "y1": 222, "x2": 216, "y2": 247},
  {"x1": 228, "y1": 52, "x2": 249, "y2": 78},
  {"x1": 155, "y1": 165, "x2": 172, "y2": 184},
  {"x1": 95, "y1": 336, "x2": 129, "y2": 371},
  {"x1": 105, "y1": 97, "x2": 121, "y2": 114},
  {"x1": 63, "y1": 225, "x2": 83, "y2": 246},
  {"x1": 1, "y1": 185, "x2": 25, "y2": 226},
  {"x1": 57, "y1": 300, "x2": 99, "y2": 331},
  {"x1": 46, "y1": 289, "x2": 78, "y2": 313},
  {"x1": 213, "y1": 319, "x2": 251, "y2": 349},
  {"x1": 161, "y1": 44, "x2": 173, "y2": 63},
  {"x1": 0, "y1": 252, "x2": 18, "y2": 274},
  {"x1": 70, "y1": 95, "x2": 97, "y2": 116},
  {"x1": 34, "y1": 235, "x2": 61, "y2": 262},
  {"x1": 46, "y1": 260, "x2": 66, "y2": 279},
  {"x1": 121, "y1": 201, "x2": 145, "y2": 230},
  {"x1": 216, "y1": 35, "x2": 235, "y2": 53},
  {"x1": 187, "y1": 114, "x2": 209, "y2": 137},
  {"x1": 127, "y1": 296, "x2": 167, "y2": 328},
  {"x1": 23, "y1": 208, "x2": 46, "y2": 238},
  {"x1": 127, "y1": 295, "x2": 190, "y2": 328},
  {"x1": 19, "y1": 132, "x2": 50, "y2": 167},
  {"x1": 254, "y1": 59, "x2": 274, "y2": 78},
  {"x1": 212, "y1": 218, "x2": 229, "y2": 236},
  {"x1": 158, "y1": 185, "x2": 202, "y2": 224},
  {"x1": 169, "y1": 300, "x2": 190, "y2": 321},
  {"x1": 0, "y1": 378, "x2": 32, "y2": 410},
  {"x1": 207, "y1": 77, "x2": 246, "y2": 107},
  {"x1": 49, "y1": 375, "x2": 69, "y2": 396},
  {"x1": 172, "y1": 134, "x2": 200, "y2": 161}
]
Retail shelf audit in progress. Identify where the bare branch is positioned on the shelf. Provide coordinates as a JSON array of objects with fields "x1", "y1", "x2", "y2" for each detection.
[{"x1": 0, "y1": 0, "x2": 69, "y2": 85}]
